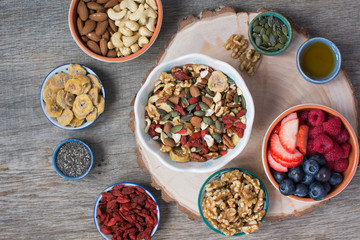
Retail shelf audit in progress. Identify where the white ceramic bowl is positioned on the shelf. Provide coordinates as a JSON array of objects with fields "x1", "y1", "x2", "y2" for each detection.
[
  {"x1": 134, "y1": 53, "x2": 255, "y2": 173},
  {"x1": 40, "y1": 63, "x2": 105, "y2": 130}
]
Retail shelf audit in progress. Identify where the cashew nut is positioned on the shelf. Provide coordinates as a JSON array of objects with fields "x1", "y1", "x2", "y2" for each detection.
[
  {"x1": 119, "y1": 26, "x2": 133, "y2": 36},
  {"x1": 129, "y1": 4, "x2": 145, "y2": 21},
  {"x1": 146, "y1": 0, "x2": 157, "y2": 10},
  {"x1": 138, "y1": 36, "x2": 149, "y2": 47},
  {"x1": 115, "y1": 20, "x2": 125, "y2": 27},
  {"x1": 120, "y1": 0, "x2": 138, "y2": 13},
  {"x1": 120, "y1": 47, "x2": 132, "y2": 56},
  {"x1": 107, "y1": 8, "x2": 128, "y2": 21},
  {"x1": 110, "y1": 32, "x2": 124, "y2": 48},
  {"x1": 124, "y1": 20, "x2": 140, "y2": 31},
  {"x1": 143, "y1": 7, "x2": 157, "y2": 18},
  {"x1": 146, "y1": 17, "x2": 156, "y2": 32},
  {"x1": 139, "y1": 26, "x2": 152, "y2": 37},
  {"x1": 107, "y1": 41, "x2": 115, "y2": 50},
  {"x1": 113, "y1": 4, "x2": 121, "y2": 12},
  {"x1": 122, "y1": 34, "x2": 140, "y2": 47},
  {"x1": 134, "y1": 0, "x2": 145, "y2": 3},
  {"x1": 130, "y1": 43, "x2": 140, "y2": 53}
]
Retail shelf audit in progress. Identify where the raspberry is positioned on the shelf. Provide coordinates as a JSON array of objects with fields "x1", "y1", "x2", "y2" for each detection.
[
  {"x1": 331, "y1": 128, "x2": 349, "y2": 143},
  {"x1": 333, "y1": 158, "x2": 349, "y2": 173},
  {"x1": 325, "y1": 160, "x2": 335, "y2": 171},
  {"x1": 306, "y1": 138, "x2": 317, "y2": 157},
  {"x1": 324, "y1": 144, "x2": 343, "y2": 162},
  {"x1": 308, "y1": 109, "x2": 325, "y2": 126},
  {"x1": 314, "y1": 134, "x2": 334, "y2": 154},
  {"x1": 323, "y1": 116, "x2": 342, "y2": 136},
  {"x1": 308, "y1": 126, "x2": 324, "y2": 139},
  {"x1": 299, "y1": 111, "x2": 309, "y2": 125},
  {"x1": 341, "y1": 142, "x2": 351, "y2": 158}
]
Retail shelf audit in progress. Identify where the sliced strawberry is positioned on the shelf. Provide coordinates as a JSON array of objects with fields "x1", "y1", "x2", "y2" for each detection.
[
  {"x1": 273, "y1": 122, "x2": 281, "y2": 134},
  {"x1": 281, "y1": 112, "x2": 298, "y2": 126},
  {"x1": 297, "y1": 124, "x2": 309, "y2": 155},
  {"x1": 267, "y1": 150, "x2": 288, "y2": 172},
  {"x1": 271, "y1": 150, "x2": 302, "y2": 168},
  {"x1": 270, "y1": 134, "x2": 304, "y2": 162},
  {"x1": 279, "y1": 118, "x2": 299, "y2": 153}
]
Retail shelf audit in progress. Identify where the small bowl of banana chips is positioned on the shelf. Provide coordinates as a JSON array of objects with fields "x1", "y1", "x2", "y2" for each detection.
[{"x1": 40, "y1": 63, "x2": 105, "y2": 130}]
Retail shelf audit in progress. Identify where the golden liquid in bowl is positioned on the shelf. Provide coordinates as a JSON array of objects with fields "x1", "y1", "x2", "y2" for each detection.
[{"x1": 300, "y1": 41, "x2": 336, "y2": 79}]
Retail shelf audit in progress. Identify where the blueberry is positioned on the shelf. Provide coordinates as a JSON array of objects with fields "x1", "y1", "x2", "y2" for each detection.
[
  {"x1": 322, "y1": 182, "x2": 331, "y2": 193},
  {"x1": 329, "y1": 171, "x2": 343, "y2": 186},
  {"x1": 287, "y1": 166, "x2": 304, "y2": 183},
  {"x1": 309, "y1": 181, "x2": 327, "y2": 201},
  {"x1": 279, "y1": 179, "x2": 295, "y2": 196},
  {"x1": 273, "y1": 171, "x2": 287, "y2": 183},
  {"x1": 315, "y1": 166, "x2": 331, "y2": 182},
  {"x1": 294, "y1": 184, "x2": 308, "y2": 198},
  {"x1": 309, "y1": 154, "x2": 326, "y2": 166},
  {"x1": 301, "y1": 174, "x2": 315, "y2": 185},
  {"x1": 302, "y1": 159, "x2": 320, "y2": 175}
]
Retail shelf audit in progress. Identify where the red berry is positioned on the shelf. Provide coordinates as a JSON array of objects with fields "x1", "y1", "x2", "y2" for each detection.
[
  {"x1": 224, "y1": 124, "x2": 233, "y2": 129},
  {"x1": 191, "y1": 132, "x2": 201, "y2": 139},
  {"x1": 181, "y1": 136, "x2": 187, "y2": 146},
  {"x1": 188, "y1": 97, "x2": 199, "y2": 104},
  {"x1": 340, "y1": 142, "x2": 351, "y2": 158},
  {"x1": 331, "y1": 128, "x2": 349, "y2": 143},
  {"x1": 186, "y1": 138, "x2": 201, "y2": 147},
  {"x1": 195, "y1": 104, "x2": 201, "y2": 111},
  {"x1": 200, "y1": 141, "x2": 208, "y2": 155},
  {"x1": 323, "y1": 116, "x2": 342, "y2": 136},
  {"x1": 298, "y1": 110, "x2": 309, "y2": 125},
  {"x1": 201, "y1": 130, "x2": 208, "y2": 139},
  {"x1": 326, "y1": 160, "x2": 335, "y2": 170},
  {"x1": 273, "y1": 122, "x2": 281, "y2": 134},
  {"x1": 324, "y1": 144, "x2": 343, "y2": 162},
  {"x1": 235, "y1": 109, "x2": 247, "y2": 118},
  {"x1": 306, "y1": 138, "x2": 317, "y2": 157},
  {"x1": 236, "y1": 128, "x2": 244, "y2": 138},
  {"x1": 280, "y1": 112, "x2": 298, "y2": 126},
  {"x1": 235, "y1": 122, "x2": 246, "y2": 129},
  {"x1": 333, "y1": 158, "x2": 349, "y2": 172},
  {"x1": 314, "y1": 134, "x2": 334, "y2": 154},
  {"x1": 174, "y1": 104, "x2": 186, "y2": 116},
  {"x1": 308, "y1": 126, "x2": 324, "y2": 139},
  {"x1": 177, "y1": 128, "x2": 187, "y2": 134},
  {"x1": 308, "y1": 109, "x2": 325, "y2": 126},
  {"x1": 220, "y1": 150, "x2": 227, "y2": 156}
]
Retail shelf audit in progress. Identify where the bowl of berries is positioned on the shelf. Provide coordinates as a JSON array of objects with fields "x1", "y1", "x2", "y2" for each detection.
[{"x1": 262, "y1": 104, "x2": 359, "y2": 202}]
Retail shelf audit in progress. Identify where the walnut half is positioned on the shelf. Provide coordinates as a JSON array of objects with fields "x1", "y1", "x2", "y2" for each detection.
[{"x1": 239, "y1": 49, "x2": 261, "y2": 76}]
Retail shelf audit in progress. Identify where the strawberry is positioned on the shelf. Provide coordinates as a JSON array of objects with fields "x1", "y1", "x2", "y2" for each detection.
[
  {"x1": 281, "y1": 112, "x2": 298, "y2": 126},
  {"x1": 270, "y1": 134, "x2": 304, "y2": 163},
  {"x1": 273, "y1": 122, "x2": 281, "y2": 134},
  {"x1": 271, "y1": 150, "x2": 302, "y2": 168},
  {"x1": 267, "y1": 150, "x2": 288, "y2": 172},
  {"x1": 279, "y1": 118, "x2": 299, "y2": 153},
  {"x1": 297, "y1": 124, "x2": 309, "y2": 155}
]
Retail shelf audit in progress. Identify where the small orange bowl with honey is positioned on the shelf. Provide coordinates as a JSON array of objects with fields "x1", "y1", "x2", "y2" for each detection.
[{"x1": 296, "y1": 37, "x2": 341, "y2": 84}]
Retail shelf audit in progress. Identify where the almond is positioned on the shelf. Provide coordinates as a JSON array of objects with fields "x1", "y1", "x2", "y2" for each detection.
[
  {"x1": 163, "y1": 138, "x2": 176, "y2": 147},
  {"x1": 89, "y1": 12, "x2": 108, "y2": 22},
  {"x1": 104, "y1": 0, "x2": 119, "y2": 8},
  {"x1": 202, "y1": 96, "x2": 213, "y2": 107},
  {"x1": 101, "y1": 30, "x2": 110, "y2": 40},
  {"x1": 163, "y1": 122, "x2": 172, "y2": 133},
  {"x1": 87, "y1": 31, "x2": 101, "y2": 42},
  {"x1": 190, "y1": 86, "x2": 200, "y2": 97},
  {"x1": 77, "y1": 0, "x2": 88, "y2": 21},
  {"x1": 81, "y1": 35, "x2": 89, "y2": 42},
  {"x1": 100, "y1": 38, "x2": 108, "y2": 56},
  {"x1": 81, "y1": 19, "x2": 96, "y2": 35},
  {"x1": 96, "y1": 0, "x2": 109, "y2": 4},
  {"x1": 86, "y1": 2, "x2": 104, "y2": 10},
  {"x1": 106, "y1": 49, "x2": 117, "y2": 57},
  {"x1": 87, "y1": 40, "x2": 101, "y2": 55},
  {"x1": 108, "y1": 19, "x2": 117, "y2": 32},
  {"x1": 190, "y1": 116, "x2": 202, "y2": 129},
  {"x1": 168, "y1": 96, "x2": 179, "y2": 105},
  {"x1": 77, "y1": 17, "x2": 84, "y2": 33},
  {"x1": 95, "y1": 20, "x2": 108, "y2": 36}
]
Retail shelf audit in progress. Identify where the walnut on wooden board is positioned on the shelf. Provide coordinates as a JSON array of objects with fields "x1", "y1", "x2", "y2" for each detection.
[
  {"x1": 224, "y1": 34, "x2": 248, "y2": 58},
  {"x1": 239, "y1": 49, "x2": 261, "y2": 76}
]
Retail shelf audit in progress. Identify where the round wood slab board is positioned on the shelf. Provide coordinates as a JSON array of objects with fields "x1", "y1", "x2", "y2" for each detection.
[{"x1": 129, "y1": 7, "x2": 359, "y2": 220}]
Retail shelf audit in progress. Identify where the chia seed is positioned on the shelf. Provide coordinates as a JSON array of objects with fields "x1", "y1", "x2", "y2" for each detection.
[{"x1": 56, "y1": 142, "x2": 91, "y2": 177}]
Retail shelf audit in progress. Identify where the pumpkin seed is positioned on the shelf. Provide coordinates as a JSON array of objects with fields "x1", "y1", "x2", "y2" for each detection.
[
  {"x1": 253, "y1": 19, "x2": 259, "y2": 27},
  {"x1": 264, "y1": 23, "x2": 269, "y2": 29},
  {"x1": 160, "y1": 113, "x2": 171, "y2": 122},
  {"x1": 166, "y1": 100, "x2": 175, "y2": 108},
  {"x1": 231, "y1": 108, "x2": 239, "y2": 114},
  {"x1": 280, "y1": 35, "x2": 287, "y2": 44},
  {"x1": 234, "y1": 93, "x2": 239, "y2": 104},
  {"x1": 253, "y1": 26, "x2": 262, "y2": 33},
  {"x1": 268, "y1": 15, "x2": 274, "y2": 27},
  {"x1": 185, "y1": 87, "x2": 191, "y2": 99},
  {"x1": 181, "y1": 97, "x2": 189, "y2": 107},
  {"x1": 186, "y1": 103, "x2": 197, "y2": 112},
  {"x1": 215, "y1": 120, "x2": 222, "y2": 131},
  {"x1": 212, "y1": 132, "x2": 222, "y2": 143},
  {"x1": 227, "y1": 77, "x2": 235, "y2": 84},
  {"x1": 194, "y1": 110, "x2": 205, "y2": 117},
  {"x1": 195, "y1": 146, "x2": 202, "y2": 152},
  {"x1": 170, "y1": 110, "x2": 180, "y2": 117},
  {"x1": 180, "y1": 113, "x2": 193, "y2": 122},
  {"x1": 205, "y1": 86, "x2": 215, "y2": 96},
  {"x1": 269, "y1": 33, "x2": 276, "y2": 46},
  {"x1": 199, "y1": 102, "x2": 209, "y2": 110},
  {"x1": 262, "y1": 34, "x2": 269, "y2": 43},
  {"x1": 260, "y1": 17, "x2": 266, "y2": 25},
  {"x1": 202, "y1": 117, "x2": 213, "y2": 125},
  {"x1": 281, "y1": 24, "x2": 288, "y2": 36},
  {"x1": 260, "y1": 27, "x2": 266, "y2": 36},
  {"x1": 252, "y1": 32, "x2": 258, "y2": 38},
  {"x1": 275, "y1": 43, "x2": 284, "y2": 49},
  {"x1": 267, "y1": 46, "x2": 278, "y2": 51},
  {"x1": 266, "y1": 28, "x2": 272, "y2": 36},
  {"x1": 171, "y1": 125, "x2": 183, "y2": 133},
  {"x1": 240, "y1": 95, "x2": 246, "y2": 108},
  {"x1": 157, "y1": 109, "x2": 167, "y2": 116},
  {"x1": 275, "y1": 18, "x2": 281, "y2": 27},
  {"x1": 255, "y1": 36, "x2": 262, "y2": 46}
]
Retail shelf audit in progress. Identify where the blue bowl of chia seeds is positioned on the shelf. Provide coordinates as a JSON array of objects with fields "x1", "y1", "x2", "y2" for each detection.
[{"x1": 52, "y1": 139, "x2": 94, "y2": 180}]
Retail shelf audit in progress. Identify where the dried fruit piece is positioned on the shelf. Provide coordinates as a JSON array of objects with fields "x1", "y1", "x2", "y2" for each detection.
[
  {"x1": 57, "y1": 108, "x2": 74, "y2": 126},
  {"x1": 68, "y1": 64, "x2": 87, "y2": 76},
  {"x1": 49, "y1": 72, "x2": 71, "y2": 90},
  {"x1": 86, "y1": 108, "x2": 98, "y2": 122},
  {"x1": 207, "y1": 71, "x2": 229, "y2": 92},
  {"x1": 169, "y1": 147, "x2": 190, "y2": 162},
  {"x1": 239, "y1": 49, "x2": 261, "y2": 76},
  {"x1": 45, "y1": 100, "x2": 63, "y2": 118},
  {"x1": 65, "y1": 78, "x2": 83, "y2": 95},
  {"x1": 72, "y1": 94, "x2": 94, "y2": 119},
  {"x1": 56, "y1": 90, "x2": 68, "y2": 109}
]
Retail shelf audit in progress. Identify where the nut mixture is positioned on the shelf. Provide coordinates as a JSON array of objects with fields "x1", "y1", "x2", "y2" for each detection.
[
  {"x1": 201, "y1": 170, "x2": 266, "y2": 236},
  {"x1": 43, "y1": 64, "x2": 105, "y2": 127},
  {"x1": 144, "y1": 64, "x2": 247, "y2": 163},
  {"x1": 76, "y1": 0, "x2": 158, "y2": 57}
]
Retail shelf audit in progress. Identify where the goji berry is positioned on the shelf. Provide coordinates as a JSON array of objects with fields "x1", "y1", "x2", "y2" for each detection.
[
  {"x1": 235, "y1": 122, "x2": 246, "y2": 129},
  {"x1": 148, "y1": 128, "x2": 157, "y2": 137},
  {"x1": 181, "y1": 135, "x2": 187, "y2": 146},
  {"x1": 101, "y1": 227, "x2": 112, "y2": 235},
  {"x1": 224, "y1": 124, "x2": 233, "y2": 129},
  {"x1": 177, "y1": 128, "x2": 187, "y2": 134},
  {"x1": 106, "y1": 218, "x2": 117, "y2": 227},
  {"x1": 116, "y1": 197, "x2": 130, "y2": 203},
  {"x1": 220, "y1": 150, "x2": 227, "y2": 156},
  {"x1": 195, "y1": 104, "x2": 201, "y2": 111},
  {"x1": 236, "y1": 109, "x2": 247, "y2": 118},
  {"x1": 222, "y1": 115, "x2": 236, "y2": 121},
  {"x1": 186, "y1": 138, "x2": 202, "y2": 147},
  {"x1": 174, "y1": 104, "x2": 186, "y2": 116},
  {"x1": 236, "y1": 128, "x2": 244, "y2": 138},
  {"x1": 191, "y1": 132, "x2": 201, "y2": 139},
  {"x1": 188, "y1": 97, "x2": 199, "y2": 104},
  {"x1": 155, "y1": 89, "x2": 161, "y2": 95},
  {"x1": 222, "y1": 119, "x2": 234, "y2": 125},
  {"x1": 172, "y1": 70, "x2": 193, "y2": 81},
  {"x1": 200, "y1": 141, "x2": 208, "y2": 155},
  {"x1": 201, "y1": 129, "x2": 208, "y2": 139}
]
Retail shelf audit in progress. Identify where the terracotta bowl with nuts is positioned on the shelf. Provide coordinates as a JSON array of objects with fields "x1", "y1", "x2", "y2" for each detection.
[
  {"x1": 69, "y1": 0, "x2": 163, "y2": 62},
  {"x1": 134, "y1": 54, "x2": 255, "y2": 173}
]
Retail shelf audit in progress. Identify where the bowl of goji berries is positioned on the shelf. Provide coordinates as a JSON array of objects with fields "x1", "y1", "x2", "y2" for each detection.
[
  {"x1": 134, "y1": 53, "x2": 255, "y2": 173},
  {"x1": 94, "y1": 182, "x2": 160, "y2": 240}
]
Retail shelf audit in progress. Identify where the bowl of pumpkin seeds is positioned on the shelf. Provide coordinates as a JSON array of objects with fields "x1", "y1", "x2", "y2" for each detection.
[{"x1": 248, "y1": 11, "x2": 293, "y2": 55}]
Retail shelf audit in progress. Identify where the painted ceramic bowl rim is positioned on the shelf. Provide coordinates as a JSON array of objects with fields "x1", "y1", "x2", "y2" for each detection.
[
  {"x1": 68, "y1": 0, "x2": 163, "y2": 63},
  {"x1": 248, "y1": 11, "x2": 293, "y2": 55},
  {"x1": 261, "y1": 104, "x2": 359, "y2": 202},
  {"x1": 40, "y1": 63, "x2": 105, "y2": 130},
  {"x1": 296, "y1": 37, "x2": 342, "y2": 84},
  {"x1": 134, "y1": 53, "x2": 255, "y2": 173},
  {"x1": 93, "y1": 182, "x2": 161, "y2": 240},
  {"x1": 198, "y1": 168, "x2": 269, "y2": 236},
  {"x1": 52, "y1": 138, "x2": 94, "y2": 180}
]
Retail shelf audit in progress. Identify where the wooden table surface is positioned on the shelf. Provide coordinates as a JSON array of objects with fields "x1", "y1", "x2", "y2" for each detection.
[{"x1": 1, "y1": 0, "x2": 359, "y2": 239}]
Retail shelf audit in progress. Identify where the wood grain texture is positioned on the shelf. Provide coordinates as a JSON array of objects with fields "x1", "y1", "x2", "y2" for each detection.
[{"x1": 0, "y1": 1, "x2": 359, "y2": 240}]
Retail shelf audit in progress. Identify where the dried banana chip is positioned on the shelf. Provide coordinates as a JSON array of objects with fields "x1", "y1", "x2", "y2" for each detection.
[
  {"x1": 88, "y1": 88, "x2": 99, "y2": 105},
  {"x1": 86, "y1": 108, "x2": 98, "y2": 122},
  {"x1": 88, "y1": 74, "x2": 103, "y2": 90},
  {"x1": 65, "y1": 78, "x2": 82, "y2": 95},
  {"x1": 56, "y1": 90, "x2": 68, "y2": 109},
  {"x1": 45, "y1": 100, "x2": 63, "y2": 118},
  {"x1": 49, "y1": 72, "x2": 71, "y2": 90},
  {"x1": 68, "y1": 64, "x2": 87, "y2": 76},
  {"x1": 57, "y1": 108, "x2": 74, "y2": 126},
  {"x1": 73, "y1": 94, "x2": 94, "y2": 120},
  {"x1": 96, "y1": 96, "x2": 105, "y2": 115}
]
